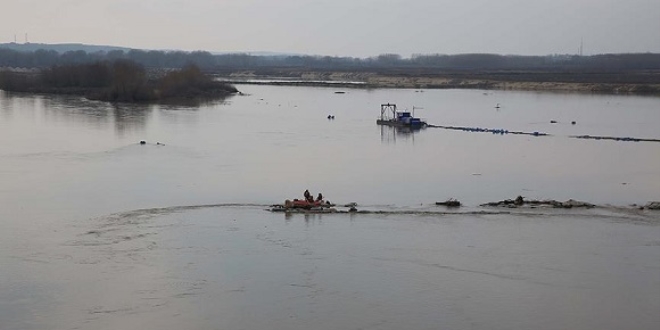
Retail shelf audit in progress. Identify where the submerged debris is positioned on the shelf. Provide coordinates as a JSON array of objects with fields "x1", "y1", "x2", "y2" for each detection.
[
  {"x1": 435, "y1": 198, "x2": 462, "y2": 207},
  {"x1": 570, "y1": 135, "x2": 660, "y2": 143},
  {"x1": 643, "y1": 201, "x2": 660, "y2": 210},
  {"x1": 481, "y1": 196, "x2": 595, "y2": 209},
  {"x1": 266, "y1": 197, "x2": 659, "y2": 215}
]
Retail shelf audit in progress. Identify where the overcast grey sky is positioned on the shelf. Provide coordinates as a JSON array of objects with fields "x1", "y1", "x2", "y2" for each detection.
[{"x1": 2, "y1": 0, "x2": 659, "y2": 57}]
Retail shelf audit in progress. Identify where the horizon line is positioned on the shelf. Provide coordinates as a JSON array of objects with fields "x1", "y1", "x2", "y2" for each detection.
[{"x1": 1, "y1": 41, "x2": 658, "y2": 59}]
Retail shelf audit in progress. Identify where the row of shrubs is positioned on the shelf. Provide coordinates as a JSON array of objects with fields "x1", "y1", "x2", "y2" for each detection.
[{"x1": 0, "y1": 60, "x2": 238, "y2": 102}]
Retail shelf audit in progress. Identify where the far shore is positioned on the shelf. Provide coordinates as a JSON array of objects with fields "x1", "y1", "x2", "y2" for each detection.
[{"x1": 220, "y1": 70, "x2": 660, "y2": 95}]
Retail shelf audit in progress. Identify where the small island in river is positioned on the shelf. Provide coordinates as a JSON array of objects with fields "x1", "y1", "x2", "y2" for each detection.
[{"x1": 0, "y1": 60, "x2": 239, "y2": 103}]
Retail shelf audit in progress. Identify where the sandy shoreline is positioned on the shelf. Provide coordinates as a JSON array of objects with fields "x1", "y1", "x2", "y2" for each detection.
[{"x1": 223, "y1": 71, "x2": 660, "y2": 95}]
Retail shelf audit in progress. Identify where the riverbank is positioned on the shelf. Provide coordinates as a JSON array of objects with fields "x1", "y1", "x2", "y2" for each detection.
[{"x1": 221, "y1": 70, "x2": 660, "y2": 95}]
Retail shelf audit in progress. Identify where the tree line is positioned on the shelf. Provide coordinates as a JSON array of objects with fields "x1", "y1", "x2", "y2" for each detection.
[
  {"x1": 2, "y1": 47, "x2": 660, "y2": 72},
  {"x1": 0, "y1": 59, "x2": 238, "y2": 102}
]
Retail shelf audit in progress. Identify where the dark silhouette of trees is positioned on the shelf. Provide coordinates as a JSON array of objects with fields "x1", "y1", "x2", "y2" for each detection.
[
  {"x1": 3, "y1": 45, "x2": 660, "y2": 73},
  {"x1": 157, "y1": 64, "x2": 237, "y2": 99},
  {"x1": 105, "y1": 59, "x2": 151, "y2": 101},
  {"x1": 2, "y1": 45, "x2": 660, "y2": 92},
  {"x1": 0, "y1": 60, "x2": 237, "y2": 102},
  {"x1": 42, "y1": 62, "x2": 112, "y2": 88},
  {"x1": 0, "y1": 70, "x2": 35, "y2": 91}
]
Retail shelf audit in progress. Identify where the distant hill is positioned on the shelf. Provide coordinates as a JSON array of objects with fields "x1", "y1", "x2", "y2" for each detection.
[
  {"x1": 0, "y1": 42, "x2": 132, "y2": 54},
  {"x1": 211, "y1": 51, "x2": 304, "y2": 57},
  {"x1": 0, "y1": 43, "x2": 301, "y2": 57}
]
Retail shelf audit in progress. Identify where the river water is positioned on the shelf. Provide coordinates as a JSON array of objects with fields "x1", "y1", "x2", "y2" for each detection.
[{"x1": 1, "y1": 86, "x2": 659, "y2": 330}]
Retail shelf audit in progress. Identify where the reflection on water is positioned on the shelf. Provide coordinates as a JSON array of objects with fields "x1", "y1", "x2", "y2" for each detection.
[
  {"x1": 0, "y1": 91, "x2": 233, "y2": 138},
  {"x1": 1, "y1": 86, "x2": 660, "y2": 330},
  {"x1": 155, "y1": 96, "x2": 231, "y2": 109},
  {"x1": 379, "y1": 124, "x2": 426, "y2": 144},
  {"x1": 110, "y1": 104, "x2": 153, "y2": 136}
]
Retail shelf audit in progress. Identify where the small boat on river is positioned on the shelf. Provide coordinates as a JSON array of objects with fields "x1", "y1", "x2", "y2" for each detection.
[
  {"x1": 376, "y1": 103, "x2": 427, "y2": 129},
  {"x1": 270, "y1": 199, "x2": 337, "y2": 213},
  {"x1": 286, "y1": 199, "x2": 332, "y2": 209}
]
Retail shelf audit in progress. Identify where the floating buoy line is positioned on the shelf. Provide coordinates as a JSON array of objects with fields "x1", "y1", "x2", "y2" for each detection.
[
  {"x1": 569, "y1": 135, "x2": 660, "y2": 143},
  {"x1": 427, "y1": 124, "x2": 548, "y2": 137},
  {"x1": 425, "y1": 124, "x2": 660, "y2": 143}
]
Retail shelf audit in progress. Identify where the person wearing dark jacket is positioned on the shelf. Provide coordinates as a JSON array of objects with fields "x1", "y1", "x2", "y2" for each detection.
[{"x1": 304, "y1": 189, "x2": 314, "y2": 203}]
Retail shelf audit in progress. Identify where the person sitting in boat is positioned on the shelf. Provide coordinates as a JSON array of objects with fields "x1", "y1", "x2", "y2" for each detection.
[
  {"x1": 316, "y1": 193, "x2": 323, "y2": 202},
  {"x1": 304, "y1": 189, "x2": 314, "y2": 203}
]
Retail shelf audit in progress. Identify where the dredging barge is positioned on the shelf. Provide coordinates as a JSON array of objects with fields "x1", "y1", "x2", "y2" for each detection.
[{"x1": 376, "y1": 103, "x2": 427, "y2": 129}]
